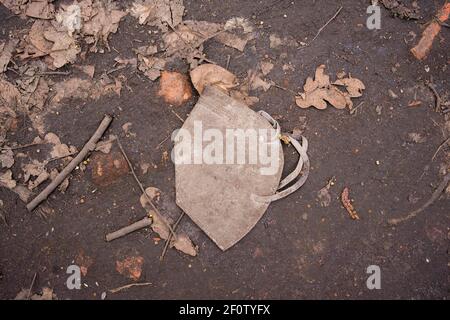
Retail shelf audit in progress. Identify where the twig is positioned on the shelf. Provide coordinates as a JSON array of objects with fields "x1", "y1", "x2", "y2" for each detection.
[
  {"x1": 426, "y1": 81, "x2": 442, "y2": 112},
  {"x1": 271, "y1": 82, "x2": 298, "y2": 95},
  {"x1": 37, "y1": 71, "x2": 71, "y2": 76},
  {"x1": 225, "y1": 55, "x2": 231, "y2": 69},
  {"x1": 106, "y1": 65, "x2": 127, "y2": 75},
  {"x1": 0, "y1": 142, "x2": 42, "y2": 150},
  {"x1": 160, "y1": 211, "x2": 185, "y2": 261},
  {"x1": 109, "y1": 282, "x2": 152, "y2": 294},
  {"x1": 106, "y1": 216, "x2": 153, "y2": 242},
  {"x1": 155, "y1": 133, "x2": 171, "y2": 150},
  {"x1": 116, "y1": 138, "x2": 176, "y2": 238},
  {"x1": 26, "y1": 115, "x2": 113, "y2": 211},
  {"x1": 170, "y1": 109, "x2": 185, "y2": 123},
  {"x1": 0, "y1": 209, "x2": 7, "y2": 226},
  {"x1": 44, "y1": 151, "x2": 77, "y2": 164},
  {"x1": 432, "y1": 137, "x2": 450, "y2": 161},
  {"x1": 388, "y1": 173, "x2": 450, "y2": 226},
  {"x1": 27, "y1": 272, "x2": 37, "y2": 300},
  {"x1": 350, "y1": 101, "x2": 365, "y2": 115},
  {"x1": 307, "y1": 6, "x2": 343, "y2": 46}
]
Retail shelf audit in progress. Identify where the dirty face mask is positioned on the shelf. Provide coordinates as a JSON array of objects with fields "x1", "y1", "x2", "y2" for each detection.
[{"x1": 173, "y1": 86, "x2": 309, "y2": 250}]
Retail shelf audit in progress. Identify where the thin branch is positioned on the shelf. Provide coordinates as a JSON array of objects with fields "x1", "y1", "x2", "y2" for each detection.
[
  {"x1": 0, "y1": 142, "x2": 42, "y2": 151},
  {"x1": 105, "y1": 216, "x2": 153, "y2": 242},
  {"x1": 300, "y1": 6, "x2": 343, "y2": 49},
  {"x1": 426, "y1": 81, "x2": 442, "y2": 112},
  {"x1": 26, "y1": 115, "x2": 113, "y2": 211},
  {"x1": 116, "y1": 138, "x2": 176, "y2": 238},
  {"x1": 170, "y1": 109, "x2": 185, "y2": 123},
  {"x1": 26, "y1": 272, "x2": 37, "y2": 300},
  {"x1": 160, "y1": 211, "x2": 185, "y2": 261},
  {"x1": 37, "y1": 71, "x2": 71, "y2": 76},
  {"x1": 432, "y1": 137, "x2": 450, "y2": 161},
  {"x1": 109, "y1": 282, "x2": 152, "y2": 294},
  {"x1": 388, "y1": 173, "x2": 450, "y2": 225}
]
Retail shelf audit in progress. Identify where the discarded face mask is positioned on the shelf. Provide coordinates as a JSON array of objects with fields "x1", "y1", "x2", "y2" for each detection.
[{"x1": 173, "y1": 86, "x2": 309, "y2": 250}]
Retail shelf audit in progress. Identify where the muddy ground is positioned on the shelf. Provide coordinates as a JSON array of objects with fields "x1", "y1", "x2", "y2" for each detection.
[{"x1": 0, "y1": 0, "x2": 449, "y2": 299}]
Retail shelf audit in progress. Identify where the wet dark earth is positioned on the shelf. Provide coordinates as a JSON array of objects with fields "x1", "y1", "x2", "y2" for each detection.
[{"x1": 0, "y1": 0, "x2": 449, "y2": 299}]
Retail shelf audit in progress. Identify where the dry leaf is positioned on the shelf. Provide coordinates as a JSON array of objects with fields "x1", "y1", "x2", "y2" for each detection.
[
  {"x1": 80, "y1": 0, "x2": 127, "y2": 52},
  {"x1": 408, "y1": 132, "x2": 426, "y2": 144},
  {"x1": 55, "y1": 4, "x2": 82, "y2": 36},
  {"x1": 19, "y1": 20, "x2": 80, "y2": 69},
  {"x1": 172, "y1": 233, "x2": 197, "y2": 256},
  {"x1": 95, "y1": 134, "x2": 116, "y2": 154},
  {"x1": 246, "y1": 69, "x2": 273, "y2": 92},
  {"x1": 0, "y1": 40, "x2": 18, "y2": 73},
  {"x1": 163, "y1": 20, "x2": 220, "y2": 55},
  {"x1": 158, "y1": 71, "x2": 192, "y2": 106},
  {"x1": 115, "y1": 56, "x2": 138, "y2": 68},
  {"x1": 75, "y1": 64, "x2": 95, "y2": 78},
  {"x1": 0, "y1": 0, "x2": 28, "y2": 15},
  {"x1": 25, "y1": 0, "x2": 55, "y2": 20},
  {"x1": 130, "y1": 0, "x2": 184, "y2": 30},
  {"x1": 214, "y1": 17, "x2": 255, "y2": 52},
  {"x1": 11, "y1": 185, "x2": 32, "y2": 202},
  {"x1": 51, "y1": 77, "x2": 121, "y2": 106},
  {"x1": 44, "y1": 132, "x2": 74, "y2": 158},
  {"x1": 229, "y1": 89, "x2": 259, "y2": 106},
  {"x1": 44, "y1": 26, "x2": 80, "y2": 68},
  {"x1": 22, "y1": 159, "x2": 49, "y2": 190},
  {"x1": 137, "y1": 55, "x2": 166, "y2": 81},
  {"x1": 140, "y1": 187, "x2": 197, "y2": 256},
  {"x1": 0, "y1": 170, "x2": 16, "y2": 189},
  {"x1": 296, "y1": 65, "x2": 364, "y2": 110},
  {"x1": 333, "y1": 77, "x2": 366, "y2": 98},
  {"x1": 260, "y1": 61, "x2": 274, "y2": 76},
  {"x1": 15, "y1": 287, "x2": 56, "y2": 300},
  {"x1": 0, "y1": 149, "x2": 14, "y2": 169},
  {"x1": 269, "y1": 33, "x2": 298, "y2": 48},
  {"x1": 30, "y1": 287, "x2": 56, "y2": 300},
  {"x1": 190, "y1": 64, "x2": 237, "y2": 94},
  {"x1": 0, "y1": 78, "x2": 21, "y2": 140},
  {"x1": 317, "y1": 177, "x2": 335, "y2": 207}
]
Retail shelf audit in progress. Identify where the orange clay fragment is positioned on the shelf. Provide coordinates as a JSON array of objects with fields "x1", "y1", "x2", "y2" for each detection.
[
  {"x1": 411, "y1": 3, "x2": 450, "y2": 60},
  {"x1": 158, "y1": 71, "x2": 192, "y2": 106}
]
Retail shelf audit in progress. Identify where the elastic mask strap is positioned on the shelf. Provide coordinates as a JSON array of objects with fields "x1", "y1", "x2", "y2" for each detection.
[{"x1": 253, "y1": 110, "x2": 310, "y2": 203}]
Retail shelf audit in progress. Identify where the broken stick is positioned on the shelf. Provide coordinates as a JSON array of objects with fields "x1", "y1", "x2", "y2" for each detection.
[
  {"x1": 411, "y1": 3, "x2": 450, "y2": 60},
  {"x1": 106, "y1": 216, "x2": 153, "y2": 242},
  {"x1": 388, "y1": 173, "x2": 450, "y2": 226},
  {"x1": 116, "y1": 138, "x2": 176, "y2": 238},
  {"x1": 26, "y1": 115, "x2": 113, "y2": 211}
]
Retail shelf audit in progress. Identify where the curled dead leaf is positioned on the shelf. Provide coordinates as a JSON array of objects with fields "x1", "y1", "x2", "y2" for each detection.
[
  {"x1": 190, "y1": 64, "x2": 237, "y2": 94},
  {"x1": 140, "y1": 187, "x2": 197, "y2": 256}
]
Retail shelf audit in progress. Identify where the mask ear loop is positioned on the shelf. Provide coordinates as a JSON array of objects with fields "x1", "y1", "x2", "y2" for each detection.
[{"x1": 253, "y1": 111, "x2": 310, "y2": 204}]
